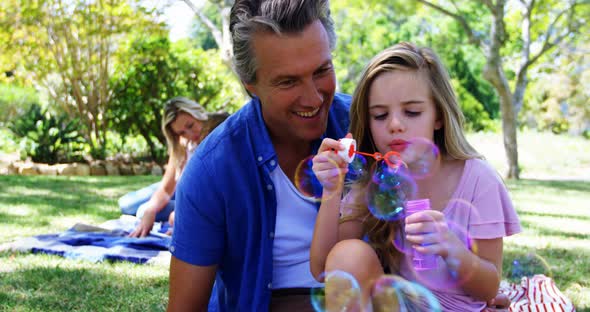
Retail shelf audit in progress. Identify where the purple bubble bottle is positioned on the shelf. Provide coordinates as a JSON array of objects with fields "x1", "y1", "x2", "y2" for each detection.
[{"x1": 405, "y1": 199, "x2": 438, "y2": 271}]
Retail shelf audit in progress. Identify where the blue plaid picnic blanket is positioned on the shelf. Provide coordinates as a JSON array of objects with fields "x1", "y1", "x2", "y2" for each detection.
[{"x1": 4, "y1": 217, "x2": 171, "y2": 264}]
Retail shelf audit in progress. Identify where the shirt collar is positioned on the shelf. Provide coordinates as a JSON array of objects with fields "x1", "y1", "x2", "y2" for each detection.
[
  {"x1": 247, "y1": 95, "x2": 347, "y2": 168},
  {"x1": 248, "y1": 97, "x2": 277, "y2": 167}
]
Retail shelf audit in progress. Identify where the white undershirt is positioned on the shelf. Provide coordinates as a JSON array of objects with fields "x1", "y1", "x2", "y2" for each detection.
[{"x1": 270, "y1": 165, "x2": 324, "y2": 289}]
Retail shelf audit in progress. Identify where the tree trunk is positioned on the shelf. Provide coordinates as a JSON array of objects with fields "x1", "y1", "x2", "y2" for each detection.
[
  {"x1": 501, "y1": 97, "x2": 520, "y2": 179},
  {"x1": 139, "y1": 126, "x2": 158, "y2": 161},
  {"x1": 483, "y1": 63, "x2": 520, "y2": 179}
]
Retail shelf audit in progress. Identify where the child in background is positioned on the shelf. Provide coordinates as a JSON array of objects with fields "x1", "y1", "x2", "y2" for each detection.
[{"x1": 310, "y1": 42, "x2": 521, "y2": 311}]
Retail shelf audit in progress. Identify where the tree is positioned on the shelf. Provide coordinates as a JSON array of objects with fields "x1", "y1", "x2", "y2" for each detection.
[
  {"x1": 415, "y1": 0, "x2": 588, "y2": 178},
  {"x1": 1, "y1": 0, "x2": 166, "y2": 159},
  {"x1": 178, "y1": 0, "x2": 233, "y2": 70},
  {"x1": 109, "y1": 36, "x2": 242, "y2": 162},
  {"x1": 331, "y1": 1, "x2": 497, "y2": 130},
  {"x1": 524, "y1": 42, "x2": 590, "y2": 135}
]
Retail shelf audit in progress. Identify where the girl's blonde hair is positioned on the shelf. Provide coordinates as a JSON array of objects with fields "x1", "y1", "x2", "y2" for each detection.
[
  {"x1": 162, "y1": 97, "x2": 208, "y2": 170},
  {"x1": 345, "y1": 42, "x2": 482, "y2": 272}
]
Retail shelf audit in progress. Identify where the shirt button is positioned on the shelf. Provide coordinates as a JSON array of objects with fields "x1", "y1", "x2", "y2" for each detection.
[
  {"x1": 270, "y1": 160, "x2": 276, "y2": 166},
  {"x1": 266, "y1": 184, "x2": 273, "y2": 191},
  {"x1": 169, "y1": 246, "x2": 175, "y2": 252},
  {"x1": 269, "y1": 232, "x2": 274, "y2": 238},
  {"x1": 267, "y1": 282, "x2": 272, "y2": 289},
  {"x1": 257, "y1": 156, "x2": 263, "y2": 162}
]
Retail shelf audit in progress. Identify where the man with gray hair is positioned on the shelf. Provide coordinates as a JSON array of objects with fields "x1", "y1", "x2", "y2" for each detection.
[{"x1": 167, "y1": 0, "x2": 350, "y2": 311}]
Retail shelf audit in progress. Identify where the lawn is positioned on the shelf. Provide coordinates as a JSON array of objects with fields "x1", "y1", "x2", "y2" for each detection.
[{"x1": 0, "y1": 131, "x2": 589, "y2": 311}]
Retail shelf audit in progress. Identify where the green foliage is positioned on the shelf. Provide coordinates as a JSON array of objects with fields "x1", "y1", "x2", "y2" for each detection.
[
  {"x1": 522, "y1": 44, "x2": 589, "y2": 135},
  {"x1": 8, "y1": 104, "x2": 86, "y2": 164},
  {"x1": 104, "y1": 131, "x2": 162, "y2": 162},
  {"x1": 0, "y1": 83, "x2": 40, "y2": 126},
  {"x1": 452, "y1": 79, "x2": 494, "y2": 131},
  {"x1": 0, "y1": 0, "x2": 168, "y2": 157},
  {"x1": 108, "y1": 36, "x2": 172, "y2": 162},
  {"x1": 332, "y1": 1, "x2": 407, "y2": 94},
  {"x1": 439, "y1": 47, "x2": 500, "y2": 119},
  {"x1": 0, "y1": 128, "x2": 19, "y2": 153},
  {"x1": 189, "y1": 3, "x2": 219, "y2": 50},
  {"x1": 109, "y1": 35, "x2": 241, "y2": 162},
  {"x1": 331, "y1": 2, "x2": 501, "y2": 121},
  {"x1": 170, "y1": 40, "x2": 242, "y2": 112}
]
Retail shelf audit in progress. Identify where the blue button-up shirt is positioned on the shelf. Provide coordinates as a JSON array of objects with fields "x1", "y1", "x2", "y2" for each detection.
[{"x1": 171, "y1": 93, "x2": 350, "y2": 311}]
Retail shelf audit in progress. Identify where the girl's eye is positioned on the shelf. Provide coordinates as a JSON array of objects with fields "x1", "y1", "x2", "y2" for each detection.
[
  {"x1": 373, "y1": 113, "x2": 387, "y2": 121},
  {"x1": 406, "y1": 111, "x2": 421, "y2": 117},
  {"x1": 187, "y1": 123, "x2": 193, "y2": 129}
]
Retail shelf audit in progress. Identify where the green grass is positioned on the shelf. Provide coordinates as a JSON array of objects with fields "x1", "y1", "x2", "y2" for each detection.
[
  {"x1": 1, "y1": 131, "x2": 589, "y2": 311},
  {"x1": 502, "y1": 179, "x2": 590, "y2": 310},
  {"x1": 0, "y1": 175, "x2": 163, "y2": 312},
  {"x1": 470, "y1": 131, "x2": 590, "y2": 310},
  {"x1": 469, "y1": 129, "x2": 590, "y2": 180}
]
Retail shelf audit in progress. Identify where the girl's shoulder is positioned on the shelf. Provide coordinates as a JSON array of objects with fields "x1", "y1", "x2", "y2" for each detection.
[{"x1": 465, "y1": 158, "x2": 505, "y2": 186}]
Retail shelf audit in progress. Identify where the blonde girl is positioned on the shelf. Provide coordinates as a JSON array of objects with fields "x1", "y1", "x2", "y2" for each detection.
[{"x1": 310, "y1": 42, "x2": 521, "y2": 311}]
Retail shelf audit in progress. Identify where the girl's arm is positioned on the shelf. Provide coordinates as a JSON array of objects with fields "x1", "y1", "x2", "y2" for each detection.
[
  {"x1": 405, "y1": 212, "x2": 502, "y2": 301},
  {"x1": 310, "y1": 134, "x2": 367, "y2": 280},
  {"x1": 147, "y1": 157, "x2": 178, "y2": 211},
  {"x1": 309, "y1": 136, "x2": 349, "y2": 280},
  {"x1": 310, "y1": 188, "x2": 365, "y2": 281},
  {"x1": 460, "y1": 238, "x2": 503, "y2": 301},
  {"x1": 442, "y1": 234, "x2": 503, "y2": 301},
  {"x1": 310, "y1": 189, "x2": 345, "y2": 280}
]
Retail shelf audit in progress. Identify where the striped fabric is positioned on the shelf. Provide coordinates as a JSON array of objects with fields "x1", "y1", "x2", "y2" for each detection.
[{"x1": 499, "y1": 275, "x2": 575, "y2": 312}]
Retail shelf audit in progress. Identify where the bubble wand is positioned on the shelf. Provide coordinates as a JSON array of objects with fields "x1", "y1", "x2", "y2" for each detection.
[{"x1": 335, "y1": 138, "x2": 406, "y2": 170}]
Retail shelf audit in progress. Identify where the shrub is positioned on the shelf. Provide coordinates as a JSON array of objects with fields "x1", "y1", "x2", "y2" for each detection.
[
  {"x1": 452, "y1": 79, "x2": 494, "y2": 132},
  {"x1": 0, "y1": 128, "x2": 19, "y2": 154},
  {"x1": 0, "y1": 84, "x2": 39, "y2": 126},
  {"x1": 9, "y1": 104, "x2": 86, "y2": 164}
]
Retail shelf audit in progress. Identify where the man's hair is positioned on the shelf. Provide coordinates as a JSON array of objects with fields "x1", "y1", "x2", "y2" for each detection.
[{"x1": 229, "y1": 0, "x2": 336, "y2": 85}]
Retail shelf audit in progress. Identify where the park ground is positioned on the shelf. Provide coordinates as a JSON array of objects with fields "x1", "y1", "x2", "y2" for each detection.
[{"x1": 0, "y1": 130, "x2": 589, "y2": 311}]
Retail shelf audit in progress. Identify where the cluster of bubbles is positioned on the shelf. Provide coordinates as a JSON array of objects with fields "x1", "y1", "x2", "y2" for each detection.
[
  {"x1": 294, "y1": 152, "x2": 369, "y2": 203},
  {"x1": 310, "y1": 271, "x2": 362, "y2": 312},
  {"x1": 310, "y1": 270, "x2": 442, "y2": 312},
  {"x1": 295, "y1": 137, "x2": 440, "y2": 219}
]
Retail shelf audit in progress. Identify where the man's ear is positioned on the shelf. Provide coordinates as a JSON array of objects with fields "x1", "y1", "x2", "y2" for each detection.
[{"x1": 244, "y1": 83, "x2": 256, "y2": 97}]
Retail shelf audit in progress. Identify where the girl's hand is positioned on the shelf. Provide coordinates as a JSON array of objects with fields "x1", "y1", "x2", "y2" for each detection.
[
  {"x1": 404, "y1": 210, "x2": 466, "y2": 259},
  {"x1": 312, "y1": 134, "x2": 352, "y2": 193}
]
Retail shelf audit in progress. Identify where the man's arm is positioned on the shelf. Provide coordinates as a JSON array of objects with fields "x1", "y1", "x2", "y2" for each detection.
[{"x1": 167, "y1": 256, "x2": 217, "y2": 312}]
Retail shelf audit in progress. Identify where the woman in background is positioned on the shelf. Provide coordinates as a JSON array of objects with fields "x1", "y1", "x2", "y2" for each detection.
[{"x1": 118, "y1": 97, "x2": 228, "y2": 237}]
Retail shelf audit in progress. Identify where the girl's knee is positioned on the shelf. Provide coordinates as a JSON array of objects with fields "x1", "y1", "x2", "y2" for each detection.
[
  {"x1": 326, "y1": 239, "x2": 382, "y2": 277},
  {"x1": 326, "y1": 239, "x2": 372, "y2": 269},
  {"x1": 325, "y1": 239, "x2": 385, "y2": 309}
]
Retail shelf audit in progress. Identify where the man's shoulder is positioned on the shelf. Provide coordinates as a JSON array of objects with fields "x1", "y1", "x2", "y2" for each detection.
[
  {"x1": 197, "y1": 103, "x2": 254, "y2": 157},
  {"x1": 333, "y1": 93, "x2": 352, "y2": 108},
  {"x1": 326, "y1": 93, "x2": 351, "y2": 134}
]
